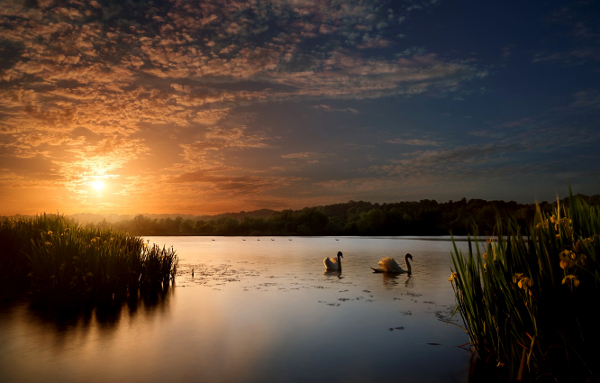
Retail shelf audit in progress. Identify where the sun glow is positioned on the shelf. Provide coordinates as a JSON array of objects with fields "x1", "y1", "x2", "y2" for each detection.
[{"x1": 92, "y1": 180, "x2": 105, "y2": 191}]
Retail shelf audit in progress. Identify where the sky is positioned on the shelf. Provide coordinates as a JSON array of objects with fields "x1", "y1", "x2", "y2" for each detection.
[{"x1": 0, "y1": 0, "x2": 599, "y2": 215}]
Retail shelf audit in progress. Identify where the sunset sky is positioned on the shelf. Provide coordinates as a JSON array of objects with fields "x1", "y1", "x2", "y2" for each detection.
[{"x1": 1, "y1": 0, "x2": 599, "y2": 215}]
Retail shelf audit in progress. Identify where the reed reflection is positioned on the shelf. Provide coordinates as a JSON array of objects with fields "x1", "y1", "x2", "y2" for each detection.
[{"x1": 24, "y1": 287, "x2": 174, "y2": 335}]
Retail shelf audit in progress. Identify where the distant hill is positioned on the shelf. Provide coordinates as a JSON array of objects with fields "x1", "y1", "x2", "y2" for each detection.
[
  {"x1": 211, "y1": 209, "x2": 279, "y2": 220},
  {"x1": 67, "y1": 209, "x2": 279, "y2": 224},
  {"x1": 68, "y1": 193, "x2": 600, "y2": 237},
  {"x1": 5, "y1": 193, "x2": 597, "y2": 237}
]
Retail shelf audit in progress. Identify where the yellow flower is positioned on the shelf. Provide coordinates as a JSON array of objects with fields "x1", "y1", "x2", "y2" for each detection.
[
  {"x1": 513, "y1": 273, "x2": 523, "y2": 283},
  {"x1": 559, "y1": 260, "x2": 569, "y2": 269},
  {"x1": 448, "y1": 272, "x2": 458, "y2": 282},
  {"x1": 514, "y1": 274, "x2": 533, "y2": 290},
  {"x1": 562, "y1": 275, "x2": 580, "y2": 288},
  {"x1": 47, "y1": 231, "x2": 53, "y2": 235},
  {"x1": 559, "y1": 250, "x2": 577, "y2": 269}
]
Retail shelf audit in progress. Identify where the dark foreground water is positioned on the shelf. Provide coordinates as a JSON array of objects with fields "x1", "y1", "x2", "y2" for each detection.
[{"x1": 0, "y1": 236, "x2": 472, "y2": 383}]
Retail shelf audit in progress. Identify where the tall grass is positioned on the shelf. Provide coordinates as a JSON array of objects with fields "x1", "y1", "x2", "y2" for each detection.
[
  {"x1": 0, "y1": 214, "x2": 177, "y2": 299},
  {"x1": 449, "y1": 192, "x2": 600, "y2": 382}
]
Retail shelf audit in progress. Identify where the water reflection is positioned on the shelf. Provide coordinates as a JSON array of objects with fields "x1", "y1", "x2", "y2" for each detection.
[
  {"x1": 0, "y1": 237, "x2": 472, "y2": 383},
  {"x1": 322, "y1": 270, "x2": 343, "y2": 279},
  {"x1": 380, "y1": 273, "x2": 412, "y2": 288},
  {"x1": 1, "y1": 288, "x2": 174, "y2": 357},
  {"x1": 25, "y1": 288, "x2": 174, "y2": 330}
]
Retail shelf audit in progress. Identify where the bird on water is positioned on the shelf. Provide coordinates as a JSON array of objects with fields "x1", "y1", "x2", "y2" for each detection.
[
  {"x1": 324, "y1": 251, "x2": 344, "y2": 271},
  {"x1": 371, "y1": 253, "x2": 413, "y2": 274}
]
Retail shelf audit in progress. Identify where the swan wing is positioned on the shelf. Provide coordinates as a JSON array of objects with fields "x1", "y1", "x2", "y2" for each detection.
[
  {"x1": 324, "y1": 257, "x2": 338, "y2": 270},
  {"x1": 378, "y1": 257, "x2": 403, "y2": 272}
]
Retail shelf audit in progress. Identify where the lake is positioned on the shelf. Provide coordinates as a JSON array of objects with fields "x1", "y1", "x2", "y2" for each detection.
[{"x1": 0, "y1": 236, "x2": 473, "y2": 383}]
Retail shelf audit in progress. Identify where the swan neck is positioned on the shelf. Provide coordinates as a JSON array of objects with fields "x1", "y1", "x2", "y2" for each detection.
[
  {"x1": 338, "y1": 254, "x2": 342, "y2": 271},
  {"x1": 405, "y1": 255, "x2": 411, "y2": 274}
]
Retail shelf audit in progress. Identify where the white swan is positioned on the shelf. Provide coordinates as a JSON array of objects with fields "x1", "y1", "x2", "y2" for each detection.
[
  {"x1": 324, "y1": 251, "x2": 343, "y2": 271},
  {"x1": 371, "y1": 253, "x2": 413, "y2": 274}
]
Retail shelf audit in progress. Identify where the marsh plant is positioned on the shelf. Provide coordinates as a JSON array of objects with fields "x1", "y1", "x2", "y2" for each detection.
[
  {"x1": 450, "y1": 193, "x2": 600, "y2": 382},
  {"x1": 0, "y1": 214, "x2": 177, "y2": 299}
]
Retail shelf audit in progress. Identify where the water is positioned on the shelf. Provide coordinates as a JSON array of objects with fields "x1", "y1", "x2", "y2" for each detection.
[{"x1": 0, "y1": 236, "x2": 473, "y2": 383}]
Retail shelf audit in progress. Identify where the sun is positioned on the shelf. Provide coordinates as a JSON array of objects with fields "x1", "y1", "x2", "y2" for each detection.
[{"x1": 92, "y1": 180, "x2": 105, "y2": 191}]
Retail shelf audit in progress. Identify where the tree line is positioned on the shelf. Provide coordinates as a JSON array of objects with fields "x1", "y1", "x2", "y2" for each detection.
[{"x1": 84, "y1": 194, "x2": 600, "y2": 237}]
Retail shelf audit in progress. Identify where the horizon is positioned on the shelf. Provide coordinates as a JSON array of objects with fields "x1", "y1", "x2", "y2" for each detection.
[
  {"x1": 1, "y1": 0, "x2": 599, "y2": 215},
  {"x1": 5, "y1": 191, "x2": 585, "y2": 220}
]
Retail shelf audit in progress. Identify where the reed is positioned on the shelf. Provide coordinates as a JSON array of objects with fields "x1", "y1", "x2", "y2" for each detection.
[
  {"x1": 449, "y1": 191, "x2": 600, "y2": 382},
  {"x1": 0, "y1": 213, "x2": 177, "y2": 299}
]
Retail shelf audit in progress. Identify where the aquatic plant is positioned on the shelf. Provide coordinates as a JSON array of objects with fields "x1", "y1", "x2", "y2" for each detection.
[
  {"x1": 0, "y1": 213, "x2": 72, "y2": 294},
  {"x1": 449, "y1": 191, "x2": 600, "y2": 382},
  {"x1": 0, "y1": 214, "x2": 177, "y2": 299}
]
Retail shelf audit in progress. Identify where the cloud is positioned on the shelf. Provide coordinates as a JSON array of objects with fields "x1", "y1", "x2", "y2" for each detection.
[
  {"x1": 313, "y1": 104, "x2": 359, "y2": 114},
  {"x1": 182, "y1": 125, "x2": 269, "y2": 156},
  {"x1": 386, "y1": 138, "x2": 440, "y2": 146},
  {"x1": 167, "y1": 169, "x2": 303, "y2": 202},
  {"x1": 170, "y1": 171, "x2": 271, "y2": 193},
  {"x1": 358, "y1": 144, "x2": 527, "y2": 184},
  {"x1": 282, "y1": 152, "x2": 319, "y2": 159},
  {"x1": 532, "y1": 49, "x2": 600, "y2": 66},
  {"x1": 569, "y1": 90, "x2": 600, "y2": 109},
  {"x1": 280, "y1": 152, "x2": 331, "y2": 164},
  {"x1": 356, "y1": 38, "x2": 393, "y2": 49}
]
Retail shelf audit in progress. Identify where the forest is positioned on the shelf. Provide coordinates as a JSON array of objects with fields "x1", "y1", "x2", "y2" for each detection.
[{"x1": 81, "y1": 194, "x2": 600, "y2": 237}]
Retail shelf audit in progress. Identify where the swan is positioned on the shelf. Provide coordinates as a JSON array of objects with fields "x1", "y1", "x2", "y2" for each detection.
[
  {"x1": 371, "y1": 253, "x2": 413, "y2": 274},
  {"x1": 324, "y1": 251, "x2": 343, "y2": 271}
]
